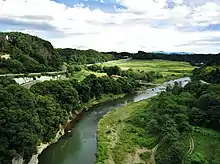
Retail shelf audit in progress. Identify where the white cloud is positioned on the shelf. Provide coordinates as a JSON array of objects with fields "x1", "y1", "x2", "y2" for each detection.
[{"x1": 0, "y1": 0, "x2": 220, "y2": 53}]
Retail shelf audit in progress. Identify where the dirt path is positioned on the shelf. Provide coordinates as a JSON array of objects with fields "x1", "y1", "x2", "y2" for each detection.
[
  {"x1": 147, "y1": 143, "x2": 159, "y2": 164},
  {"x1": 182, "y1": 134, "x2": 194, "y2": 164},
  {"x1": 147, "y1": 138, "x2": 165, "y2": 164}
]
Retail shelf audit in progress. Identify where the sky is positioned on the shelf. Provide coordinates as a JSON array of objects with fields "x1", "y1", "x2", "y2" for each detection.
[{"x1": 0, "y1": 0, "x2": 220, "y2": 53}]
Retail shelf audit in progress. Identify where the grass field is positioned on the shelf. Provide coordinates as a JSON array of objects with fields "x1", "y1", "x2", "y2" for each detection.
[
  {"x1": 70, "y1": 59, "x2": 195, "y2": 83},
  {"x1": 70, "y1": 69, "x2": 106, "y2": 81},
  {"x1": 99, "y1": 59, "x2": 196, "y2": 83}
]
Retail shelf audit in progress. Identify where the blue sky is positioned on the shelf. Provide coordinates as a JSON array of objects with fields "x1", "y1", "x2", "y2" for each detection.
[
  {"x1": 53, "y1": 0, "x2": 126, "y2": 11},
  {"x1": 0, "y1": 0, "x2": 220, "y2": 53}
]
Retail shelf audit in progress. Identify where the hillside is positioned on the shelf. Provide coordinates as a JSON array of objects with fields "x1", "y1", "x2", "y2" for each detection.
[
  {"x1": 57, "y1": 48, "x2": 115, "y2": 65},
  {"x1": 0, "y1": 32, "x2": 62, "y2": 74},
  {"x1": 192, "y1": 56, "x2": 220, "y2": 83}
]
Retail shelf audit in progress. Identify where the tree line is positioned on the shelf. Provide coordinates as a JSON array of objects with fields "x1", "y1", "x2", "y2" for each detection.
[
  {"x1": 104, "y1": 51, "x2": 220, "y2": 66},
  {"x1": 57, "y1": 48, "x2": 115, "y2": 65}
]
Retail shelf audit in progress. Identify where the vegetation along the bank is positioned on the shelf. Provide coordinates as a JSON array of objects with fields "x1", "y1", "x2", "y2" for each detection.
[
  {"x1": 0, "y1": 74, "x2": 139, "y2": 164},
  {"x1": 97, "y1": 59, "x2": 220, "y2": 164}
]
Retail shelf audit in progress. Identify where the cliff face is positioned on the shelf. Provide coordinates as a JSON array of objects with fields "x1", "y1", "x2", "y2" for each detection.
[{"x1": 0, "y1": 32, "x2": 62, "y2": 74}]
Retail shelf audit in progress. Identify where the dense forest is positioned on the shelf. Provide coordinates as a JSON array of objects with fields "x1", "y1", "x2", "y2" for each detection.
[
  {"x1": 104, "y1": 51, "x2": 220, "y2": 65},
  {"x1": 57, "y1": 48, "x2": 114, "y2": 65},
  {"x1": 0, "y1": 74, "x2": 139, "y2": 164},
  {"x1": 125, "y1": 60, "x2": 220, "y2": 164},
  {"x1": 0, "y1": 32, "x2": 62, "y2": 74}
]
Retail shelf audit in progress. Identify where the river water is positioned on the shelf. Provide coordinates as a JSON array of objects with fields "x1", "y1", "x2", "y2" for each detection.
[{"x1": 38, "y1": 77, "x2": 190, "y2": 164}]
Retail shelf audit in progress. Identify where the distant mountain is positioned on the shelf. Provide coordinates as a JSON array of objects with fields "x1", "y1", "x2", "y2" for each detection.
[
  {"x1": 152, "y1": 51, "x2": 193, "y2": 55},
  {"x1": 0, "y1": 32, "x2": 62, "y2": 74}
]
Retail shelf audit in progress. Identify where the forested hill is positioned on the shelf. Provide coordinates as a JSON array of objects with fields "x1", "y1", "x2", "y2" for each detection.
[
  {"x1": 0, "y1": 32, "x2": 115, "y2": 74},
  {"x1": 57, "y1": 48, "x2": 114, "y2": 65},
  {"x1": 0, "y1": 32, "x2": 62, "y2": 74},
  {"x1": 192, "y1": 55, "x2": 220, "y2": 83},
  {"x1": 104, "y1": 51, "x2": 220, "y2": 66}
]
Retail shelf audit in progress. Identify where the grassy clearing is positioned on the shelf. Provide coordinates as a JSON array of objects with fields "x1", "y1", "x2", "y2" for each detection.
[
  {"x1": 100, "y1": 59, "x2": 195, "y2": 83},
  {"x1": 70, "y1": 69, "x2": 106, "y2": 81},
  {"x1": 186, "y1": 127, "x2": 220, "y2": 164},
  {"x1": 97, "y1": 99, "x2": 157, "y2": 164}
]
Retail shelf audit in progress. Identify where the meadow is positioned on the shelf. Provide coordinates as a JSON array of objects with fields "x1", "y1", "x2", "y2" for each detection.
[
  {"x1": 100, "y1": 59, "x2": 194, "y2": 72},
  {"x1": 99, "y1": 59, "x2": 195, "y2": 83},
  {"x1": 70, "y1": 59, "x2": 195, "y2": 83},
  {"x1": 70, "y1": 68, "x2": 106, "y2": 81}
]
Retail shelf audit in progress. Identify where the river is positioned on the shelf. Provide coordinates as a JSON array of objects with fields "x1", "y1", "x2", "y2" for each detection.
[{"x1": 38, "y1": 77, "x2": 190, "y2": 164}]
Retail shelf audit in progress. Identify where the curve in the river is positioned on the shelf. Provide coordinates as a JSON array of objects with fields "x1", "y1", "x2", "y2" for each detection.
[{"x1": 38, "y1": 77, "x2": 191, "y2": 164}]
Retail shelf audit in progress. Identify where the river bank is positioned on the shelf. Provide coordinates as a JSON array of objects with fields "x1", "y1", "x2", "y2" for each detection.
[
  {"x1": 97, "y1": 100, "x2": 152, "y2": 164},
  {"x1": 97, "y1": 77, "x2": 191, "y2": 164},
  {"x1": 38, "y1": 77, "x2": 190, "y2": 164},
  {"x1": 12, "y1": 127, "x2": 65, "y2": 164},
  {"x1": 12, "y1": 93, "x2": 126, "y2": 164}
]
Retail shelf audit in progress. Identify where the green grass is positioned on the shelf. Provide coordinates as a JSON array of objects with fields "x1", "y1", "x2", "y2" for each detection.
[
  {"x1": 97, "y1": 96, "x2": 220, "y2": 164},
  {"x1": 97, "y1": 99, "x2": 156, "y2": 164},
  {"x1": 70, "y1": 69, "x2": 107, "y2": 81},
  {"x1": 140, "y1": 152, "x2": 151, "y2": 161},
  {"x1": 101, "y1": 59, "x2": 194, "y2": 72},
  {"x1": 186, "y1": 127, "x2": 220, "y2": 164},
  {"x1": 69, "y1": 59, "x2": 195, "y2": 84},
  {"x1": 100, "y1": 59, "x2": 195, "y2": 83}
]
